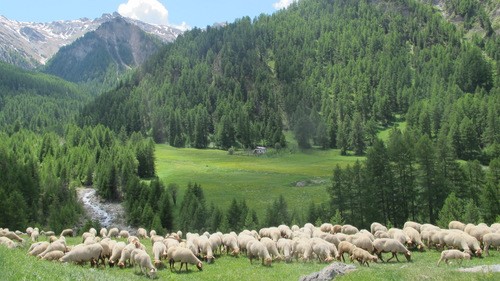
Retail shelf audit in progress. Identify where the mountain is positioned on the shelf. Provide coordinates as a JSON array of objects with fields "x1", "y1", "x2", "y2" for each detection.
[
  {"x1": 0, "y1": 13, "x2": 182, "y2": 69},
  {"x1": 42, "y1": 17, "x2": 165, "y2": 85},
  {"x1": 79, "y1": 0, "x2": 498, "y2": 157}
]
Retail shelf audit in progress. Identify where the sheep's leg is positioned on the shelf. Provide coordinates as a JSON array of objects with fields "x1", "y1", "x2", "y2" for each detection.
[
  {"x1": 376, "y1": 252, "x2": 385, "y2": 262},
  {"x1": 437, "y1": 257, "x2": 442, "y2": 266},
  {"x1": 387, "y1": 253, "x2": 395, "y2": 262},
  {"x1": 394, "y1": 252, "x2": 400, "y2": 262},
  {"x1": 484, "y1": 244, "x2": 489, "y2": 256}
]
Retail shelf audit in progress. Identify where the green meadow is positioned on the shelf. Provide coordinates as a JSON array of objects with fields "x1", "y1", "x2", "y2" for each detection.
[
  {"x1": 1, "y1": 236, "x2": 499, "y2": 281},
  {"x1": 155, "y1": 144, "x2": 364, "y2": 218}
]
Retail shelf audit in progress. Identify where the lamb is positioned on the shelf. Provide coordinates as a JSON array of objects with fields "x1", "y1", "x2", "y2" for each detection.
[
  {"x1": 100, "y1": 228, "x2": 108, "y2": 238},
  {"x1": 137, "y1": 228, "x2": 148, "y2": 239},
  {"x1": 41, "y1": 250, "x2": 65, "y2": 261},
  {"x1": 370, "y1": 222, "x2": 388, "y2": 234},
  {"x1": 350, "y1": 247, "x2": 378, "y2": 266},
  {"x1": 277, "y1": 238, "x2": 293, "y2": 263},
  {"x1": 247, "y1": 240, "x2": 272, "y2": 266},
  {"x1": 338, "y1": 241, "x2": 357, "y2": 263},
  {"x1": 437, "y1": 249, "x2": 470, "y2": 266},
  {"x1": 222, "y1": 233, "x2": 240, "y2": 256},
  {"x1": 59, "y1": 229, "x2": 73, "y2": 237},
  {"x1": 153, "y1": 241, "x2": 167, "y2": 269},
  {"x1": 108, "y1": 227, "x2": 119, "y2": 238},
  {"x1": 341, "y1": 224, "x2": 359, "y2": 235},
  {"x1": 372, "y1": 238, "x2": 411, "y2": 262},
  {"x1": 403, "y1": 221, "x2": 422, "y2": 232},
  {"x1": 28, "y1": 241, "x2": 49, "y2": 256},
  {"x1": 0, "y1": 237, "x2": 17, "y2": 249},
  {"x1": 119, "y1": 230, "x2": 130, "y2": 239},
  {"x1": 133, "y1": 251, "x2": 157, "y2": 278},
  {"x1": 482, "y1": 233, "x2": 500, "y2": 256},
  {"x1": 60, "y1": 243, "x2": 103, "y2": 267},
  {"x1": 168, "y1": 246, "x2": 203, "y2": 271},
  {"x1": 448, "y1": 221, "x2": 466, "y2": 231},
  {"x1": 108, "y1": 241, "x2": 126, "y2": 267}
]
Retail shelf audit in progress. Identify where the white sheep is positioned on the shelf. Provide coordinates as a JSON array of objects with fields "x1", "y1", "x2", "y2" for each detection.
[
  {"x1": 31, "y1": 229, "x2": 39, "y2": 242},
  {"x1": 60, "y1": 229, "x2": 73, "y2": 237},
  {"x1": 278, "y1": 225, "x2": 292, "y2": 238},
  {"x1": 0, "y1": 237, "x2": 17, "y2": 249},
  {"x1": 448, "y1": 220, "x2": 466, "y2": 231},
  {"x1": 100, "y1": 228, "x2": 108, "y2": 238},
  {"x1": 60, "y1": 243, "x2": 103, "y2": 267},
  {"x1": 119, "y1": 230, "x2": 130, "y2": 239},
  {"x1": 133, "y1": 251, "x2": 157, "y2": 278},
  {"x1": 437, "y1": 249, "x2": 470, "y2": 266},
  {"x1": 41, "y1": 250, "x2": 65, "y2": 261},
  {"x1": 277, "y1": 238, "x2": 293, "y2": 263},
  {"x1": 149, "y1": 230, "x2": 157, "y2": 238},
  {"x1": 108, "y1": 227, "x2": 119, "y2": 238},
  {"x1": 38, "y1": 240, "x2": 67, "y2": 259},
  {"x1": 41, "y1": 230, "x2": 55, "y2": 237},
  {"x1": 108, "y1": 241, "x2": 126, "y2": 267},
  {"x1": 1, "y1": 231, "x2": 24, "y2": 243},
  {"x1": 403, "y1": 227, "x2": 426, "y2": 251},
  {"x1": 370, "y1": 222, "x2": 388, "y2": 234},
  {"x1": 137, "y1": 228, "x2": 148, "y2": 239},
  {"x1": 28, "y1": 241, "x2": 49, "y2": 256},
  {"x1": 341, "y1": 224, "x2": 359, "y2": 235},
  {"x1": 372, "y1": 238, "x2": 411, "y2": 262},
  {"x1": 222, "y1": 233, "x2": 240, "y2": 256},
  {"x1": 347, "y1": 234, "x2": 374, "y2": 253},
  {"x1": 118, "y1": 242, "x2": 138, "y2": 268},
  {"x1": 388, "y1": 228, "x2": 412, "y2": 246},
  {"x1": 374, "y1": 230, "x2": 390, "y2": 239},
  {"x1": 209, "y1": 233, "x2": 223, "y2": 256},
  {"x1": 403, "y1": 221, "x2": 422, "y2": 232},
  {"x1": 26, "y1": 227, "x2": 34, "y2": 236},
  {"x1": 260, "y1": 237, "x2": 282, "y2": 261},
  {"x1": 320, "y1": 223, "x2": 334, "y2": 234},
  {"x1": 308, "y1": 238, "x2": 338, "y2": 263},
  {"x1": 247, "y1": 240, "x2": 272, "y2": 266},
  {"x1": 152, "y1": 241, "x2": 167, "y2": 269},
  {"x1": 350, "y1": 247, "x2": 378, "y2": 266},
  {"x1": 483, "y1": 233, "x2": 500, "y2": 256},
  {"x1": 420, "y1": 224, "x2": 440, "y2": 233},
  {"x1": 168, "y1": 246, "x2": 203, "y2": 272},
  {"x1": 469, "y1": 225, "x2": 492, "y2": 244}
]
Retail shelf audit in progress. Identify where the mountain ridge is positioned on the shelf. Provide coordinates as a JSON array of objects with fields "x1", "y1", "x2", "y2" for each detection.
[{"x1": 0, "y1": 12, "x2": 183, "y2": 69}]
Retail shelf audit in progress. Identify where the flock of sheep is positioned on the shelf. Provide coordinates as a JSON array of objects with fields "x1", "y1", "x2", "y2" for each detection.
[{"x1": 1, "y1": 220, "x2": 500, "y2": 278}]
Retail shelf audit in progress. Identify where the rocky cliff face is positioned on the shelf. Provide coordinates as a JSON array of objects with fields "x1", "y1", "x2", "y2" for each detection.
[{"x1": 0, "y1": 13, "x2": 182, "y2": 69}]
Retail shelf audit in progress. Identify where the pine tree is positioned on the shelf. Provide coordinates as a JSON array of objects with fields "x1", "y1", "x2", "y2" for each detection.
[{"x1": 437, "y1": 193, "x2": 463, "y2": 228}]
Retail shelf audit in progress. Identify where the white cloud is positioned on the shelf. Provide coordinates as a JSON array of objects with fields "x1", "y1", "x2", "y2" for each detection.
[
  {"x1": 118, "y1": 0, "x2": 169, "y2": 25},
  {"x1": 273, "y1": 0, "x2": 299, "y2": 10}
]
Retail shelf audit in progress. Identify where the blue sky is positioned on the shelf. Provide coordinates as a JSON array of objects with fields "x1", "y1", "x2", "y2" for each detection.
[{"x1": 0, "y1": 0, "x2": 298, "y2": 29}]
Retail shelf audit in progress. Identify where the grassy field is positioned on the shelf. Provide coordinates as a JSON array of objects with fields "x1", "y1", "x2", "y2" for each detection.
[
  {"x1": 1, "y1": 236, "x2": 499, "y2": 281},
  {"x1": 155, "y1": 144, "x2": 364, "y2": 218}
]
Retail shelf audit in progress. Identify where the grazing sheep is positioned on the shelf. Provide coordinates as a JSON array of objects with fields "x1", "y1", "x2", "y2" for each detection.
[
  {"x1": 99, "y1": 240, "x2": 112, "y2": 265},
  {"x1": 237, "y1": 233, "x2": 256, "y2": 255},
  {"x1": 222, "y1": 234, "x2": 240, "y2": 256},
  {"x1": 119, "y1": 230, "x2": 130, "y2": 239},
  {"x1": 28, "y1": 241, "x2": 50, "y2": 256},
  {"x1": 133, "y1": 252, "x2": 157, "y2": 278},
  {"x1": 373, "y1": 238, "x2": 411, "y2": 262},
  {"x1": 420, "y1": 224, "x2": 440, "y2": 233},
  {"x1": 350, "y1": 247, "x2": 378, "y2": 266},
  {"x1": 59, "y1": 229, "x2": 73, "y2": 237},
  {"x1": 370, "y1": 222, "x2": 388, "y2": 234},
  {"x1": 448, "y1": 221, "x2": 466, "y2": 231},
  {"x1": 137, "y1": 228, "x2": 148, "y2": 239},
  {"x1": 108, "y1": 241, "x2": 126, "y2": 267},
  {"x1": 374, "y1": 230, "x2": 390, "y2": 239},
  {"x1": 89, "y1": 228, "x2": 97, "y2": 236},
  {"x1": 338, "y1": 241, "x2": 357, "y2": 263},
  {"x1": 320, "y1": 223, "x2": 334, "y2": 234},
  {"x1": 347, "y1": 234, "x2": 374, "y2": 253},
  {"x1": 437, "y1": 249, "x2": 470, "y2": 266},
  {"x1": 403, "y1": 221, "x2": 422, "y2": 232},
  {"x1": 464, "y1": 223, "x2": 475, "y2": 235},
  {"x1": 277, "y1": 238, "x2": 293, "y2": 263},
  {"x1": 149, "y1": 230, "x2": 157, "y2": 238},
  {"x1": 341, "y1": 225, "x2": 359, "y2": 235},
  {"x1": 0, "y1": 237, "x2": 17, "y2": 249},
  {"x1": 168, "y1": 247, "x2": 203, "y2": 272},
  {"x1": 60, "y1": 243, "x2": 103, "y2": 267},
  {"x1": 31, "y1": 229, "x2": 39, "y2": 242},
  {"x1": 26, "y1": 227, "x2": 34, "y2": 236},
  {"x1": 41, "y1": 250, "x2": 65, "y2": 261},
  {"x1": 118, "y1": 243, "x2": 138, "y2": 268},
  {"x1": 153, "y1": 241, "x2": 167, "y2": 269},
  {"x1": 100, "y1": 228, "x2": 108, "y2": 238},
  {"x1": 403, "y1": 227, "x2": 426, "y2": 251},
  {"x1": 469, "y1": 225, "x2": 492, "y2": 244},
  {"x1": 81, "y1": 232, "x2": 94, "y2": 243},
  {"x1": 209, "y1": 233, "x2": 223, "y2": 255},
  {"x1": 1, "y1": 231, "x2": 24, "y2": 243},
  {"x1": 309, "y1": 238, "x2": 338, "y2": 263},
  {"x1": 108, "y1": 228, "x2": 119, "y2": 238},
  {"x1": 38, "y1": 240, "x2": 66, "y2": 259},
  {"x1": 332, "y1": 225, "x2": 342, "y2": 234},
  {"x1": 248, "y1": 240, "x2": 272, "y2": 266},
  {"x1": 483, "y1": 233, "x2": 500, "y2": 256},
  {"x1": 151, "y1": 235, "x2": 164, "y2": 246},
  {"x1": 41, "y1": 230, "x2": 55, "y2": 237},
  {"x1": 260, "y1": 237, "x2": 282, "y2": 261},
  {"x1": 197, "y1": 236, "x2": 215, "y2": 264},
  {"x1": 388, "y1": 228, "x2": 412, "y2": 246}
]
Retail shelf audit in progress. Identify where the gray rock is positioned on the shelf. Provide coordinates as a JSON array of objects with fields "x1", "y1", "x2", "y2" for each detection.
[{"x1": 299, "y1": 262, "x2": 356, "y2": 281}]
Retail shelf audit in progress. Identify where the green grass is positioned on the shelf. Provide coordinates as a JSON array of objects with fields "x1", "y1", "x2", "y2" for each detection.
[
  {"x1": 1, "y1": 236, "x2": 499, "y2": 281},
  {"x1": 377, "y1": 121, "x2": 407, "y2": 142},
  {"x1": 155, "y1": 144, "x2": 364, "y2": 217}
]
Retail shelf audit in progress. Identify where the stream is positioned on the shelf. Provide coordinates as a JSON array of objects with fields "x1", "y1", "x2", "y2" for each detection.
[{"x1": 77, "y1": 188, "x2": 125, "y2": 228}]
